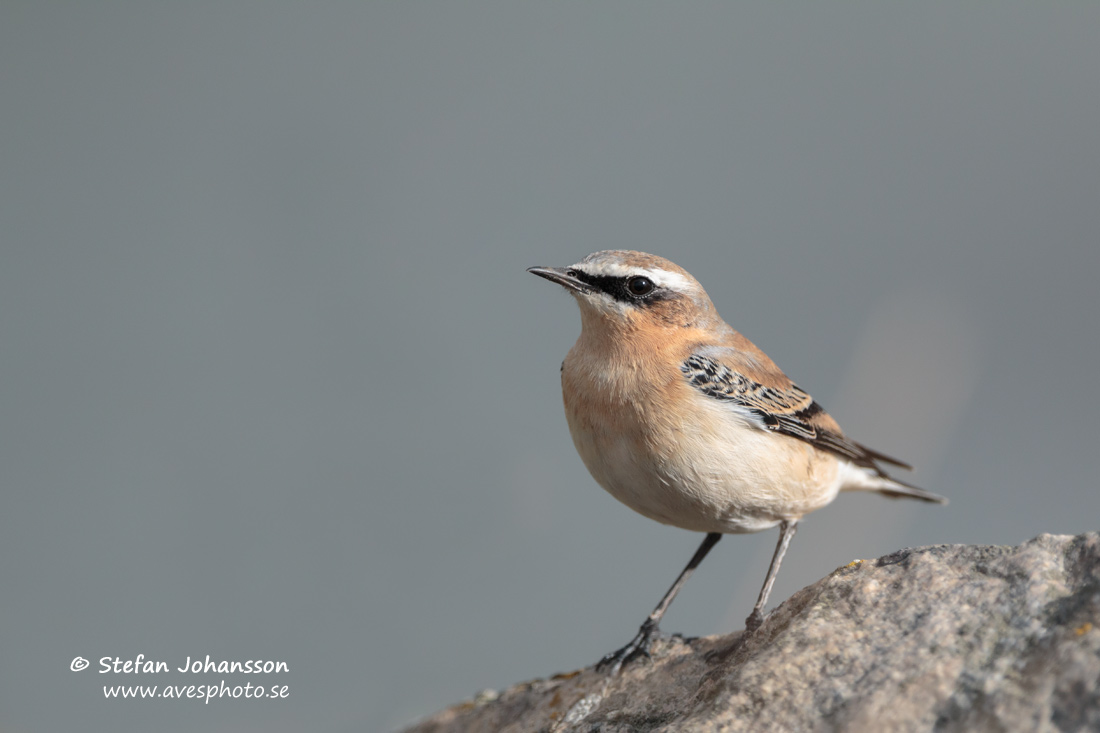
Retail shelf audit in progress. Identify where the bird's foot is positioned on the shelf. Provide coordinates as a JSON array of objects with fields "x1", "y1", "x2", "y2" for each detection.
[
  {"x1": 704, "y1": 611, "x2": 766, "y2": 665},
  {"x1": 744, "y1": 609, "x2": 764, "y2": 635},
  {"x1": 595, "y1": 619, "x2": 662, "y2": 674}
]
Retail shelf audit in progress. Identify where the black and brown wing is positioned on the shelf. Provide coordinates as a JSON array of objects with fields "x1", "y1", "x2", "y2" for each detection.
[{"x1": 680, "y1": 351, "x2": 914, "y2": 475}]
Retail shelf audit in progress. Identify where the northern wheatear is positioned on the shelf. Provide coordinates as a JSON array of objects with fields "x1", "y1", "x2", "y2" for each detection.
[{"x1": 528, "y1": 250, "x2": 946, "y2": 672}]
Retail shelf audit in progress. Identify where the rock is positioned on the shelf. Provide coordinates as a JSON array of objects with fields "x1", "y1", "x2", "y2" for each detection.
[{"x1": 399, "y1": 533, "x2": 1100, "y2": 733}]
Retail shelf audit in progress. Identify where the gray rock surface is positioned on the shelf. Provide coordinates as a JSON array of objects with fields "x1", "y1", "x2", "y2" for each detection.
[{"x1": 401, "y1": 533, "x2": 1100, "y2": 733}]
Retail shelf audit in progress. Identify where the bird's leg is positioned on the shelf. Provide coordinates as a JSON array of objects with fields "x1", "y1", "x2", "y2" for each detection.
[
  {"x1": 744, "y1": 519, "x2": 799, "y2": 633},
  {"x1": 596, "y1": 532, "x2": 722, "y2": 674}
]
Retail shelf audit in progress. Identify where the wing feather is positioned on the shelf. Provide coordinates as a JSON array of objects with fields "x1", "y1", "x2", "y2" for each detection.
[{"x1": 681, "y1": 352, "x2": 888, "y2": 473}]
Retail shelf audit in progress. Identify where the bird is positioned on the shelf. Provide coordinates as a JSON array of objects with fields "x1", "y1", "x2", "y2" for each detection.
[{"x1": 527, "y1": 250, "x2": 947, "y2": 673}]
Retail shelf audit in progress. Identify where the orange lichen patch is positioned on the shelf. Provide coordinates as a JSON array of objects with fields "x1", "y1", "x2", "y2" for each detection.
[{"x1": 1074, "y1": 622, "x2": 1093, "y2": 636}]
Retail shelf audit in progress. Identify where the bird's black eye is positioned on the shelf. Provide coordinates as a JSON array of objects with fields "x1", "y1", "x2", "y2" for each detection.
[
  {"x1": 566, "y1": 269, "x2": 579, "y2": 278},
  {"x1": 626, "y1": 276, "x2": 655, "y2": 296}
]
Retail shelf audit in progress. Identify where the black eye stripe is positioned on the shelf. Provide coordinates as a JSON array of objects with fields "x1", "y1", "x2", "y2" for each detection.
[{"x1": 572, "y1": 271, "x2": 667, "y2": 304}]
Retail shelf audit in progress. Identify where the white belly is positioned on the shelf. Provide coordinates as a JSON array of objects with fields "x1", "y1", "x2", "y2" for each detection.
[{"x1": 566, "y1": 395, "x2": 840, "y2": 534}]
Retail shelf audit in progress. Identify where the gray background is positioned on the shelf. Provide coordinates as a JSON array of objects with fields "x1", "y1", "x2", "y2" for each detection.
[{"x1": 2, "y1": 3, "x2": 1098, "y2": 732}]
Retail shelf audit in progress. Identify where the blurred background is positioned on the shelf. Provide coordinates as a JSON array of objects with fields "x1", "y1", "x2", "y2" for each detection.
[{"x1": 2, "y1": 3, "x2": 1098, "y2": 731}]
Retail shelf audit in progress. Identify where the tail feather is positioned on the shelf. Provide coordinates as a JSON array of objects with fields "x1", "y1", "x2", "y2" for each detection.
[
  {"x1": 878, "y1": 480, "x2": 949, "y2": 505},
  {"x1": 837, "y1": 460, "x2": 949, "y2": 505}
]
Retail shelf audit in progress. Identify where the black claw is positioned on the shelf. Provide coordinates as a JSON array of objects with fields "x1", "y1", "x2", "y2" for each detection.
[{"x1": 595, "y1": 622, "x2": 660, "y2": 673}]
